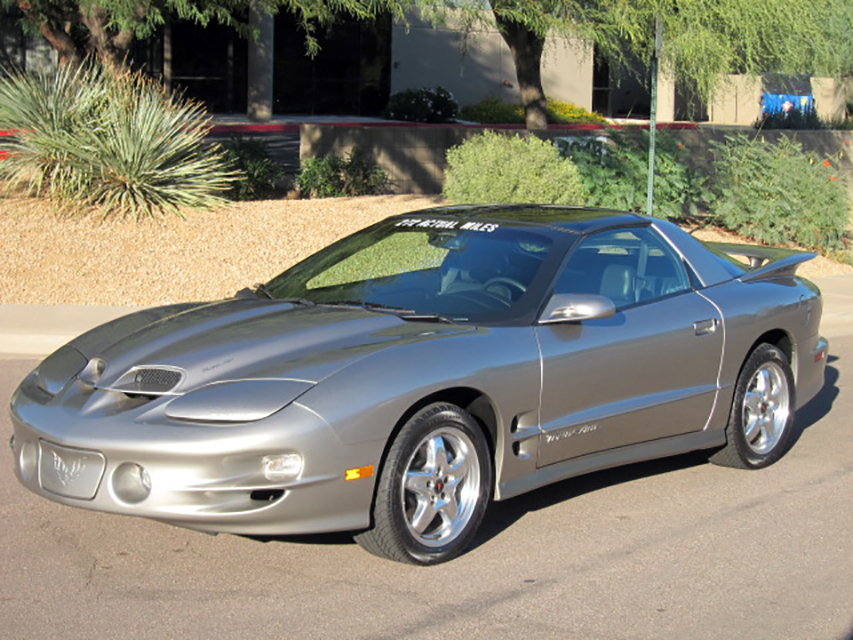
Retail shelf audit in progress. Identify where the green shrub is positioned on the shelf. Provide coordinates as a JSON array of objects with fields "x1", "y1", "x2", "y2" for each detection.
[
  {"x1": 458, "y1": 97, "x2": 524, "y2": 124},
  {"x1": 0, "y1": 62, "x2": 237, "y2": 219},
  {"x1": 559, "y1": 130, "x2": 708, "y2": 220},
  {"x1": 296, "y1": 148, "x2": 388, "y2": 198},
  {"x1": 222, "y1": 138, "x2": 284, "y2": 200},
  {"x1": 459, "y1": 97, "x2": 607, "y2": 125},
  {"x1": 383, "y1": 86, "x2": 458, "y2": 123},
  {"x1": 443, "y1": 130, "x2": 585, "y2": 205},
  {"x1": 754, "y1": 107, "x2": 827, "y2": 130},
  {"x1": 544, "y1": 99, "x2": 608, "y2": 125},
  {"x1": 709, "y1": 134, "x2": 849, "y2": 253}
]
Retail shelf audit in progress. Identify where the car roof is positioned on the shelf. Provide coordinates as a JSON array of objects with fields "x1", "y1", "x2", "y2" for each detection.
[{"x1": 394, "y1": 204, "x2": 646, "y2": 235}]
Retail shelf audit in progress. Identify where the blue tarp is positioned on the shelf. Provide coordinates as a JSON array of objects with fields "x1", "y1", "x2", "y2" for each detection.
[{"x1": 761, "y1": 93, "x2": 815, "y2": 114}]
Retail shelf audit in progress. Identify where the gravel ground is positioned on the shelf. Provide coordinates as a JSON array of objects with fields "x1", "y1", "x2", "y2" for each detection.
[{"x1": 2, "y1": 194, "x2": 850, "y2": 307}]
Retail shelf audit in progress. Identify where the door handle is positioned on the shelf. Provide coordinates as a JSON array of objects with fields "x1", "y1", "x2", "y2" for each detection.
[{"x1": 693, "y1": 318, "x2": 718, "y2": 336}]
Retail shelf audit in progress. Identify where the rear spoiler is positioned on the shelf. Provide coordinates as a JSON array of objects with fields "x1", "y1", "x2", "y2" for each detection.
[{"x1": 706, "y1": 242, "x2": 817, "y2": 282}]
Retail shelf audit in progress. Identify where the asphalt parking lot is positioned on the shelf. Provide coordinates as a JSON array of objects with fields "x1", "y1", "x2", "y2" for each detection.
[{"x1": 2, "y1": 338, "x2": 852, "y2": 640}]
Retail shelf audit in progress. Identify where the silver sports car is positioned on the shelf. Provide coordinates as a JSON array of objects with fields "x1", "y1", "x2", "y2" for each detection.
[{"x1": 9, "y1": 205, "x2": 828, "y2": 564}]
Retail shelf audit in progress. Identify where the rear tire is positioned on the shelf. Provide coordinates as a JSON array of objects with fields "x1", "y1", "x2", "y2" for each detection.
[
  {"x1": 354, "y1": 403, "x2": 492, "y2": 565},
  {"x1": 710, "y1": 343, "x2": 795, "y2": 469}
]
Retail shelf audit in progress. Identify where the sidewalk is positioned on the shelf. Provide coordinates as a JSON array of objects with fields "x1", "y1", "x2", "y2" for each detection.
[{"x1": 1, "y1": 276, "x2": 850, "y2": 358}]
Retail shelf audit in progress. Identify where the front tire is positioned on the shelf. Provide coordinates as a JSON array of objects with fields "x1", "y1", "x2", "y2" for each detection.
[
  {"x1": 354, "y1": 403, "x2": 492, "y2": 565},
  {"x1": 710, "y1": 343, "x2": 796, "y2": 469}
]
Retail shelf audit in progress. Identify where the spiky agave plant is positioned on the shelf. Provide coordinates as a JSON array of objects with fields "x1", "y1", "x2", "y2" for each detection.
[
  {"x1": 0, "y1": 62, "x2": 239, "y2": 219},
  {"x1": 65, "y1": 70, "x2": 238, "y2": 219},
  {"x1": 0, "y1": 63, "x2": 109, "y2": 200}
]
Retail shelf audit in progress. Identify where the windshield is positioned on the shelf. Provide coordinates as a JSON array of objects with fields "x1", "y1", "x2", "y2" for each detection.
[{"x1": 264, "y1": 216, "x2": 558, "y2": 324}]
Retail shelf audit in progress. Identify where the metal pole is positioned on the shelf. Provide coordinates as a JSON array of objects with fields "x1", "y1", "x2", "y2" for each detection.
[{"x1": 646, "y1": 15, "x2": 662, "y2": 217}]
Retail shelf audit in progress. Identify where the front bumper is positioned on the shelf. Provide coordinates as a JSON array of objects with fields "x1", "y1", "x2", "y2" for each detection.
[{"x1": 9, "y1": 376, "x2": 380, "y2": 535}]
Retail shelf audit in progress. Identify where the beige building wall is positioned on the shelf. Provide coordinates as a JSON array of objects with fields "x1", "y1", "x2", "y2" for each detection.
[
  {"x1": 706, "y1": 76, "x2": 762, "y2": 125},
  {"x1": 811, "y1": 77, "x2": 852, "y2": 122},
  {"x1": 390, "y1": 12, "x2": 593, "y2": 110}
]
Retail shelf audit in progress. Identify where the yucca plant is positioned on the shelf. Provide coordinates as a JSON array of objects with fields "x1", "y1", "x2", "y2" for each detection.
[
  {"x1": 0, "y1": 64, "x2": 108, "y2": 200},
  {"x1": 0, "y1": 62, "x2": 238, "y2": 219}
]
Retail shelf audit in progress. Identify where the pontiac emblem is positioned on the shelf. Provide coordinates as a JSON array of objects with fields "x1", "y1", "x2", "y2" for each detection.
[{"x1": 52, "y1": 450, "x2": 85, "y2": 487}]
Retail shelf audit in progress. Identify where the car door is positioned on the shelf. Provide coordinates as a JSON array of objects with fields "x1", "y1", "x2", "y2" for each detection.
[{"x1": 535, "y1": 225, "x2": 724, "y2": 467}]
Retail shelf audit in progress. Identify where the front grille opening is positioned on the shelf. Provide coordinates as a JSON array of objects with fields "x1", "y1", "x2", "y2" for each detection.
[
  {"x1": 250, "y1": 489, "x2": 285, "y2": 502},
  {"x1": 122, "y1": 392, "x2": 158, "y2": 404},
  {"x1": 134, "y1": 368, "x2": 182, "y2": 389}
]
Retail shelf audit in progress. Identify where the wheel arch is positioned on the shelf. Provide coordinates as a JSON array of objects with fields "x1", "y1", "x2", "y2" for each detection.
[
  {"x1": 360, "y1": 386, "x2": 499, "y2": 530},
  {"x1": 745, "y1": 329, "x2": 796, "y2": 382}
]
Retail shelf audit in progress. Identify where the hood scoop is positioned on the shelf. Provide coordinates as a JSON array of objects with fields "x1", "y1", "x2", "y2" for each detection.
[{"x1": 97, "y1": 365, "x2": 186, "y2": 397}]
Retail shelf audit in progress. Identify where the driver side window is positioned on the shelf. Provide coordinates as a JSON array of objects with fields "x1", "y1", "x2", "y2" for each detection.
[{"x1": 556, "y1": 226, "x2": 691, "y2": 308}]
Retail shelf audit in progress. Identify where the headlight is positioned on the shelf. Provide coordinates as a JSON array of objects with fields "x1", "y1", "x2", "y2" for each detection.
[
  {"x1": 32, "y1": 345, "x2": 88, "y2": 396},
  {"x1": 164, "y1": 379, "x2": 314, "y2": 423}
]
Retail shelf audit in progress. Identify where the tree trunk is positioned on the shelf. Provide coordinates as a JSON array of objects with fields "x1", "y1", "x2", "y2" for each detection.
[
  {"x1": 17, "y1": 0, "x2": 84, "y2": 66},
  {"x1": 492, "y1": 11, "x2": 548, "y2": 131},
  {"x1": 80, "y1": 6, "x2": 135, "y2": 69}
]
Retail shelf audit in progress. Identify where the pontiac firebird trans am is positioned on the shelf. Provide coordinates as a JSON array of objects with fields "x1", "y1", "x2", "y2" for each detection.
[{"x1": 10, "y1": 205, "x2": 828, "y2": 565}]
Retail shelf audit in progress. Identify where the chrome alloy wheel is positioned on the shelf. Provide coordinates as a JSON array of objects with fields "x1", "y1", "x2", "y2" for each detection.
[
  {"x1": 401, "y1": 427, "x2": 481, "y2": 548},
  {"x1": 742, "y1": 361, "x2": 791, "y2": 455}
]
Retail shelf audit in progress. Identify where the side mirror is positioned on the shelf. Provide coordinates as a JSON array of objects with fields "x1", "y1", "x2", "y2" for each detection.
[{"x1": 538, "y1": 293, "x2": 616, "y2": 324}]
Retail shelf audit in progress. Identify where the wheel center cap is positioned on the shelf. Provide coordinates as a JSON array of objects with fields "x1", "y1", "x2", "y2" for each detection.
[{"x1": 435, "y1": 480, "x2": 444, "y2": 492}]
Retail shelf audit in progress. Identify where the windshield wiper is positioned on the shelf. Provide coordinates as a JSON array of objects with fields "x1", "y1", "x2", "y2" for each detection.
[
  {"x1": 322, "y1": 300, "x2": 456, "y2": 324},
  {"x1": 238, "y1": 284, "x2": 315, "y2": 307},
  {"x1": 321, "y1": 300, "x2": 415, "y2": 314},
  {"x1": 397, "y1": 313, "x2": 457, "y2": 325},
  {"x1": 277, "y1": 297, "x2": 316, "y2": 307}
]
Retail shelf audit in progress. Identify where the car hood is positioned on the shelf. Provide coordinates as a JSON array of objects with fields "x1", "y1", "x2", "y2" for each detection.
[{"x1": 69, "y1": 298, "x2": 473, "y2": 392}]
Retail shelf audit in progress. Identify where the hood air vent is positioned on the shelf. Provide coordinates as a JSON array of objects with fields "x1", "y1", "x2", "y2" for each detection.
[{"x1": 99, "y1": 366, "x2": 186, "y2": 397}]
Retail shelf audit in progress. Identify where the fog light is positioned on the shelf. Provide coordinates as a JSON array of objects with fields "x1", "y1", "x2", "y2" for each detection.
[
  {"x1": 263, "y1": 453, "x2": 303, "y2": 481},
  {"x1": 18, "y1": 440, "x2": 37, "y2": 482},
  {"x1": 112, "y1": 462, "x2": 151, "y2": 504}
]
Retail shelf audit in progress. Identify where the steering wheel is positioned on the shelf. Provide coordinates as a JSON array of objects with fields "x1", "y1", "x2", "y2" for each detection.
[{"x1": 483, "y1": 277, "x2": 527, "y2": 301}]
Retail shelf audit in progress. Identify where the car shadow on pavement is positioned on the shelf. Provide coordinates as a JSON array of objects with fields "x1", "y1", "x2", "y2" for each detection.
[
  {"x1": 470, "y1": 450, "x2": 711, "y2": 553},
  {"x1": 244, "y1": 358, "x2": 841, "y2": 555},
  {"x1": 787, "y1": 354, "x2": 840, "y2": 450}
]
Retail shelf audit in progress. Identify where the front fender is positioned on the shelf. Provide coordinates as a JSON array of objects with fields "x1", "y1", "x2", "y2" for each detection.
[{"x1": 297, "y1": 326, "x2": 541, "y2": 447}]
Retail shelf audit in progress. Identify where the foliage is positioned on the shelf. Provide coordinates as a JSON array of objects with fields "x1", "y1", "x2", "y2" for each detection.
[
  {"x1": 0, "y1": 62, "x2": 237, "y2": 218},
  {"x1": 546, "y1": 99, "x2": 608, "y2": 125},
  {"x1": 558, "y1": 130, "x2": 708, "y2": 220},
  {"x1": 459, "y1": 97, "x2": 606, "y2": 126},
  {"x1": 823, "y1": 116, "x2": 853, "y2": 131},
  {"x1": 383, "y1": 87, "x2": 458, "y2": 123},
  {"x1": 709, "y1": 134, "x2": 849, "y2": 253},
  {"x1": 3, "y1": 0, "x2": 406, "y2": 68},
  {"x1": 222, "y1": 138, "x2": 284, "y2": 200},
  {"x1": 295, "y1": 148, "x2": 388, "y2": 198},
  {"x1": 443, "y1": 130, "x2": 585, "y2": 205},
  {"x1": 755, "y1": 107, "x2": 827, "y2": 130},
  {"x1": 441, "y1": 0, "x2": 853, "y2": 129},
  {"x1": 459, "y1": 97, "x2": 525, "y2": 124}
]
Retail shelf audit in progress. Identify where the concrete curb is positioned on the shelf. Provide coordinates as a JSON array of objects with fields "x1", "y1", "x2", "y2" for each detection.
[
  {"x1": 0, "y1": 276, "x2": 850, "y2": 358},
  {"x1": 0, "y1": 305, "x2": 146, "y2": 358}
]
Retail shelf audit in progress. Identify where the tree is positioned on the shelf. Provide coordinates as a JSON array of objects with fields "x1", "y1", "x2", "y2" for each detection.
[
  {"x1": 2, "y1": 0, "x2": 398, "y2": 69},
  {"x1": 490, "y1": 6, "x2": 548, "y2": 130},
  {"x1": 462, "y1": 0, "x2": 853, "y2": 129}
]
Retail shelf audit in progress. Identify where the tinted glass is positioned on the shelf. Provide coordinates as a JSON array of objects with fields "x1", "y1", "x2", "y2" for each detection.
[
  {"x1": 265, "y1": 216, "x2": 556, "y2": 323},
  {"x1": 556, "y1": 226, "x2": 691, "y2": 308}
]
